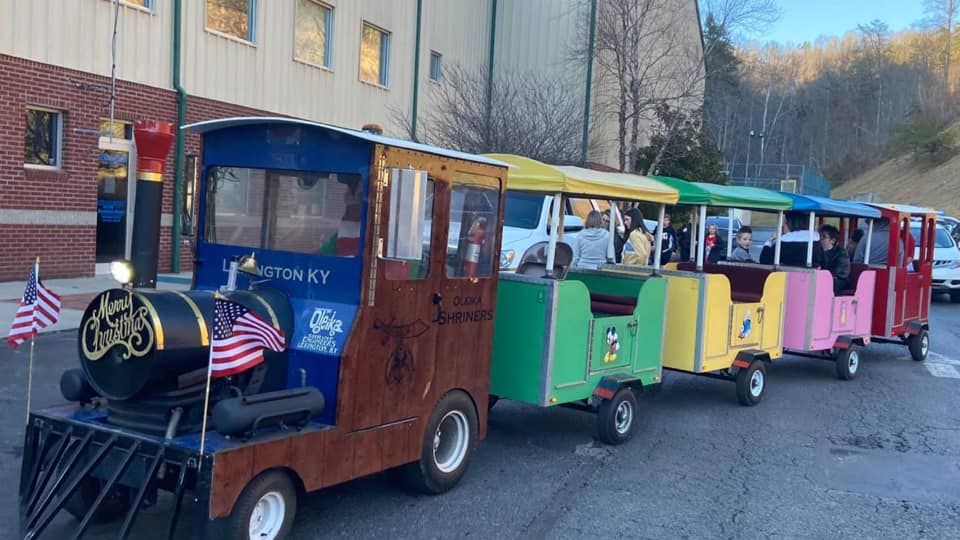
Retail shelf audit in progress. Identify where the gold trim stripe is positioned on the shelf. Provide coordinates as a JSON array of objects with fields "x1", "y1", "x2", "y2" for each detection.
[
  {"x1": 137, "y1": 171, "x2": 163, "y2": 182},
  {"x1": 173, "y1": 291, "x2": 210, "y2": 347},
  {"x1": 250, "y1": 294, "x2": 281, "y2": 330},
  {"x1": 136, "y1": 292, "x2": 165, "y2": 351}
]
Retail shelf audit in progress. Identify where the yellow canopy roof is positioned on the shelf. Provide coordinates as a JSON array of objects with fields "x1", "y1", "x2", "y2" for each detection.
[{"x1": 483, "y1": 154, "x2": 679, "y2": 204}]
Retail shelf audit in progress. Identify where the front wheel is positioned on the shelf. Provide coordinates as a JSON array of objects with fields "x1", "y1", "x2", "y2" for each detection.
[
  {"x1": 402, "y1": 390, "x2": 478, "y2": 494},
  {"x1": 908, "y1": 329, "x2": 929, "y2": 362},
  {"x1": 834, "y1": 346, "x2": 861, "y2": 381},
  {"x1": 735, "y1": 359, "x2": 767, "y2": 406},
  {"x1": 596, "y1": 387, "x2": 638, "y2": 445},
  {"x1": 223, "y1": 470, "x2": 297, "y2": 540}
]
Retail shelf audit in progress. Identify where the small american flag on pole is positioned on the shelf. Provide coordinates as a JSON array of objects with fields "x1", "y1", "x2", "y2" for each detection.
[
  {"x1": 7, "y1": 261, "x2": 61, "y2": 349},
  {"x1": 209, "y1": 297, "x2": 285, "y2": 378}
]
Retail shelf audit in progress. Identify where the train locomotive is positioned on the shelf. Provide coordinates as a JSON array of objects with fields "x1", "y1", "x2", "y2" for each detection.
[{"x1": 19, "y1": 118, "x2": 508, "y2": 539}]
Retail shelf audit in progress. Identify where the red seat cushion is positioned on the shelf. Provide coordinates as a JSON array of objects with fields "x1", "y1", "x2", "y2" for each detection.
[
  {"x1": 731, "y1": 291, "x2": 762, "y2": 303},
  {"x1": 589, "y1": 293, "x2": 637, "y2": 315}
]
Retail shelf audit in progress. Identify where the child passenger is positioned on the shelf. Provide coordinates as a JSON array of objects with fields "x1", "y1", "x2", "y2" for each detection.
[{"x1": 729, "y1": 226, "x2": 754, "y2": 262}]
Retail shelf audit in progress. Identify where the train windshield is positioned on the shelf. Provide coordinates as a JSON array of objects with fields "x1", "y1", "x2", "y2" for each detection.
[{"x1": 204, "y1": 167, "x2": 363, "y2": 257}]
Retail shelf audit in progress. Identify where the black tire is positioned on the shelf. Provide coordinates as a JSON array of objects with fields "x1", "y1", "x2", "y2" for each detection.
[
  {"x1": 402, "y1": 390, "x2": 478, "y2": 494},
  {"x1": 735, "y1": 359, "x2": 767, "y2": 406},
  {"x1": 834, "y1": 346, "x2": 861, "y2": 381},
  {"x1": 64, "y1": 477, "x2": 131, "y2": 524},
  {"x1": 950, "y1": 291, "x2": 960, "y2": 303},
  {"x1": 596, "y1": 387, "x2": 638, "y2": 445},
  {"x1": 908, "y1": 329, "x2": 929, "y2": 362},
  {"x1": 222, "y1": 470, "x2": 297, "y2": 540},
  {"x1": 487, "y1": 395, "x2": 499, "y2": 411}
]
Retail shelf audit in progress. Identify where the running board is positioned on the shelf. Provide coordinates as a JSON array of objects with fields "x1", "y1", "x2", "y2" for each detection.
[{"x1": 19, "y1": 418, "x2": 193, "y2": 540}]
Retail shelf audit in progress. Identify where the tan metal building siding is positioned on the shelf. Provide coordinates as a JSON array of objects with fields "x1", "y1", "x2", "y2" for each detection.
[
  {"x1": 0, "y1": 0, "x2": 172, "y2": 89},
  {"x1": 0, "y1": 0, "x2": 704, "y2": 168}
]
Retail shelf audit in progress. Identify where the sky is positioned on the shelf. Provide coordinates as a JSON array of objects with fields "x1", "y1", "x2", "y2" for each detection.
[{"x1": 763, "y1": 0, "x2": 927, "y2": 45}]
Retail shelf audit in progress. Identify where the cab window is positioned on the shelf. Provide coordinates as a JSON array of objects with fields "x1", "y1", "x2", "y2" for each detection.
[
  {"x1": 204, "y1": 167, "x2": 362, "y2": 256},
  {"x1": 447, "y1": 180, "x2": 500, "y2": 279}
]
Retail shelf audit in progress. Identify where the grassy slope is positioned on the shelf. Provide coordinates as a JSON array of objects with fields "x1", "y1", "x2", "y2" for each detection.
[{"x1": 832, "y1": 151, "x2": 960, "y2": 216}]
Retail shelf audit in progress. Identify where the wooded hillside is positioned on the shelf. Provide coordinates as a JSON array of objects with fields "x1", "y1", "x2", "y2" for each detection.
[{"x1": 705, "y1": 1, "x2": 960, "y2": 184}]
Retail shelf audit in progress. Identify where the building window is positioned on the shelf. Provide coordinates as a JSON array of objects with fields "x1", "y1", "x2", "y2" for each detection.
[
  {"x1": 294, "y1": 0, "x2": 334, "y2": 68},
  {"x1": 25, "y1": 108, "x2": 62, "y2": 168},
  {"x1": 121, "y1": 0, "x2": 153, "y2": 10},
  {"x1": 206, "y1": 0, "x2": 256, "y2": 42},
  {"x1": 360, "y1": 22, "x2": 390, "y2": 86},
  {"x1": 429, "y1": 51, "x2": 442, "y2": 81}
]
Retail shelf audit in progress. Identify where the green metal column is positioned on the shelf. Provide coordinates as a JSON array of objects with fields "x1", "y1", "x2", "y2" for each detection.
[
  {"x1": 485, "y1": 0, "x2": 498, "y2": 136},
  {"x1": 580, "y1": 0, "x2": 598, "y2": 165},
  {"x1": 411, "y1": 0, "x2": 424, "y2": 141},
  {"x1": 171, "y1": 0, "x2": 187, "y2": 273}
]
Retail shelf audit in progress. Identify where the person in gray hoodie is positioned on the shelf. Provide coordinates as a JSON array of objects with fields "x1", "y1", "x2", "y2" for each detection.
[{"x1": 573, "y1": 211, "x2": 611, "y2": 269}]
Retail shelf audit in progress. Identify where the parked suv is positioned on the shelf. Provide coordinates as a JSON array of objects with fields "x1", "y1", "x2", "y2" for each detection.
[{"x1": 912, "y1": 222, "x2": 960, "y2": 303}]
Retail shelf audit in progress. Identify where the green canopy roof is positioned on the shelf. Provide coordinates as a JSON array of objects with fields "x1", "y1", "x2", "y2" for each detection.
[{"x1": 651, "y1": 176, "x2": 793, "y2": 211}]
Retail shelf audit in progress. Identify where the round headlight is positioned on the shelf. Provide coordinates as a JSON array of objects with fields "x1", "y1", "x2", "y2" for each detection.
[{"x1": 110, "y1": 260, "x2": 135, "y2": 285}]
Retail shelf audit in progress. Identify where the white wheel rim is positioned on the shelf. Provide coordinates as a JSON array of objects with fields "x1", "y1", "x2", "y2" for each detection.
[
  {"x1": 614, "y1": 399, "x2": 634, "y2": 435},
  {"x1": 249, "y1": 491, "x2": 285, "y2": 540},
  {"x1": 921, "y1": 334, "x2": 929, "y2": 357},
  {"x1": 433, "y1": 410, "x2": 469, "y2": 474},
  {"x1": 750, "y1": 370, "x2": 764, "y2": 398},
  {"x1": 848, "y1": 350, "x2": 859, "y2": 374}
]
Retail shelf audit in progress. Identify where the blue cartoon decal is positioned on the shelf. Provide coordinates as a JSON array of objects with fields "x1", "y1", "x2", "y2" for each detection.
[{"x1": 738, "y1": 310, "x2": 753, "y2": 339}]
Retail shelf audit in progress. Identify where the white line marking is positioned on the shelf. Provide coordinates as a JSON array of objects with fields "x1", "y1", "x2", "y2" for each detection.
[
  {"x1": 925, "y1": 363, "x2": 960, "y2": 379},
  {"x1": 927, "y1": 352, "x2": 960, "y2": 366}
]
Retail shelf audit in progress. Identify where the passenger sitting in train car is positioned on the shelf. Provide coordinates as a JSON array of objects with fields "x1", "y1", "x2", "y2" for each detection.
[
  {"x1": 853, "y1": 218, "x2": 904, "y2": 266},
  {"x1": 573, "y1": 210, "x2": 611, "y2": 269},
  {"x1": 729, "y1": 226, "x2": 755, "y2": 262},
  {"x1": 621, "y1": 208, "x2": 654, "y2": 265},
  {"x1": 759, "y1": 213, "x2": 823, "y2": 267},
  {"x1": 819, "y1": 225, "x2": 851, "y2": 294}
]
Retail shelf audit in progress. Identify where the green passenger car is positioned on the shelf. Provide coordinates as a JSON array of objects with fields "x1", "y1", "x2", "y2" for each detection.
[{"x1": 483, "y1": 155, "x2": 679, "y2": 444}]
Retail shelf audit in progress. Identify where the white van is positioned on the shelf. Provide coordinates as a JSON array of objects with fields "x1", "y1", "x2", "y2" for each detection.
[
  {"x1": 498, "y1": 192, "x2": 660, "y2": 271},
  {"x1": 912, "y1": 222, "x2": 960, "y2": 303},
  {"x1": 499, "y1": 192, "x2": 585, "y2": 271}
]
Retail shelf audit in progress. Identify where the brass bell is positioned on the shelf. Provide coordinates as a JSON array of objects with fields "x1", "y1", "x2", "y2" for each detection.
[{"x1": 237, "y1": 252, "x2": 260, "y2": 276}]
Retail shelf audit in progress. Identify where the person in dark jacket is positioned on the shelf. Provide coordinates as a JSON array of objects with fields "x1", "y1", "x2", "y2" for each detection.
[
  {"x1": 655, "y1": 213, "x2": 678, "y2": 264},
  {"x1": 679, "y1": 220, "x2": 693, "y2": 261},
  {"x1": 820, "y1": 224, "x2": 851, "y2": 294}
]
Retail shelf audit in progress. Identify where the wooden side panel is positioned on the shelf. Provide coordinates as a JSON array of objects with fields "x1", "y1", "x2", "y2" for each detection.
[{"x1": 210, "y1": 148, "x2": 506, "y2": 520}]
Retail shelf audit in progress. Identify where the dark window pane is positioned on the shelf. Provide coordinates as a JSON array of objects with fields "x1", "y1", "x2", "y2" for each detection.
[{"x1": 25, "y1": 109, "x2": 59, "y2": 166}]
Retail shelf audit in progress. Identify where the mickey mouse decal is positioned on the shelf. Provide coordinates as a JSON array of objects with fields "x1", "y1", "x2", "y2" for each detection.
[{"x1": 604, "y1": 327, "x2": 620, "y2": 363}]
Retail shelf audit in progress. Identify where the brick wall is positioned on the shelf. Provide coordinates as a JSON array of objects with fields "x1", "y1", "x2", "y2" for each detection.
[{"x1": 0, "y1": 54, "x2": 270, "y2": 281}]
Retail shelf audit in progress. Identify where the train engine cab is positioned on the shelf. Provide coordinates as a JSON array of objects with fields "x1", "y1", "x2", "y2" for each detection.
[{"x1": 19, "y1": 117, "x2": 507, "y2": 540}]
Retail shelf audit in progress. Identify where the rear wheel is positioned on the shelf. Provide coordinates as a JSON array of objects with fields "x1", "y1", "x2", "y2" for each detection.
[
  {"x1": 834, "y1": 346, "x2": 860, "y2": 381},
  {"x1": 596, "y1": 387, "x2": 638, "y2": 445},
  {"x1": 403, "y1": 390, "x2": 478, "y2": 494},
  {"x1": 735, "y1": 360, "x2": 767, "y2": 406},
  {"x1": 908, "y1": 329, "x2": 929, "y2": 362}
]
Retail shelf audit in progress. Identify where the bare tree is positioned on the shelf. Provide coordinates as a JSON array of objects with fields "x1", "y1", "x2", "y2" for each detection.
[
  {"x1": 393, "y1": 65, "x2": 586, "y2": 164},
  {"x1": 701, "y1": 0, "x2": 782, "y2": 38},
  {"x1": 923, "y1": 0, "x2": 959, "y2": 94},
  {"x1": 574, "y1": 0, "x2": 707, "y2": 171}
]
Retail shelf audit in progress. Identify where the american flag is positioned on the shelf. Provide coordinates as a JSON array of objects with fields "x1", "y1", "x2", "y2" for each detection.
[
  {"x1": 7, "y1": 262, "x2": 61, "y2": 349},
  {"x1": 209, "y1": 297, "x2": 285, "y2": 378}
]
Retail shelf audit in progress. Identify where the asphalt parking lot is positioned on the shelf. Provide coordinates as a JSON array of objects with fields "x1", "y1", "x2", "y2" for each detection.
[{"x1": 2, "y1": 299, "x2": 959, "y2": 540}]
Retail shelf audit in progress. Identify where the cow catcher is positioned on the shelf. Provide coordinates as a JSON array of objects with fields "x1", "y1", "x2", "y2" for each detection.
[{"x1": 19, "y1": 118, "x2": 507, "y2": 539}]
